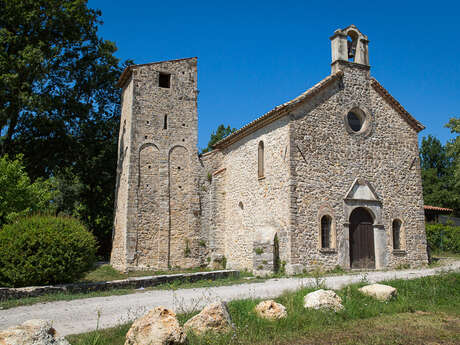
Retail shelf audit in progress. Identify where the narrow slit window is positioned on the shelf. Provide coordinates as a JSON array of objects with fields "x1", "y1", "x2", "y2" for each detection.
[
  {"x1": 258, "y1": 141, "x2": 264, "y2": 178},
  {"x1": 159, "y1": 73, "x2": 171, "y2": 88},
  {"x1": 392, "y1": 219, "x2": 401, "y2": 250},
  {"x1": 163, "y1": 115, "x2": 168, "y2": 130},
  {"x1": 321, "y1": 215, "x2": 332, "y2": 249}
]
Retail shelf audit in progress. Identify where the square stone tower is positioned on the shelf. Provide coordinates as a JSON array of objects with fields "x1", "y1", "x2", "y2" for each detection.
[{"x1": 111, "y1": 57, "x2": 201, "y2": 271}]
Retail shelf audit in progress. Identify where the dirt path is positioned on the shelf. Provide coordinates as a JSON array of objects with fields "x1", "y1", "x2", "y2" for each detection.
[{"x1": 1, "y1": 261, "x2": 459, "y2": 336}]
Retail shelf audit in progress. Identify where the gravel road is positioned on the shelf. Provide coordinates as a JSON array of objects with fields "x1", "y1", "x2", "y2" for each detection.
[{"x1": 1, "y1": 260, "x2": 459, "y2": 336}]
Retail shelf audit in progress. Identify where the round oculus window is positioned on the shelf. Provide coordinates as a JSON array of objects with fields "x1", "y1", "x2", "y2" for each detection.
[{"x1": 347, "y1": 111, "x2": 363, "y2": 132}]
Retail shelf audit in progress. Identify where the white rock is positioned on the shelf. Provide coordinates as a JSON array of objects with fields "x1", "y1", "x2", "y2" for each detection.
[
  {"x1": 184, "y1": 301, "x2": 234, "y2": 335},
  {"x1": 359, "y1": 283, "x2": 397, "y2": 301},
  {"x1": 125, "y1": 306, "x2": 186, "y2": 345},
  {"x1": 255, "y1": 300, "x2": 287, "y2": 320},
  {"x1": 303, "y1": 289, "x2": 344, "y2": 312},
  {"x1": 0, "y1": 319, "x2": 70, "y2": 345}
]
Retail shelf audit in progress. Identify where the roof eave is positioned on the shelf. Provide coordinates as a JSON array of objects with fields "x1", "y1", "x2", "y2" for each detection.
[
  {"x1": 214, "y1": 71, "x2": 344, "y2": 150},
  {"x1": 370, "y1": 79, "x2": 425, "y2": 133}
]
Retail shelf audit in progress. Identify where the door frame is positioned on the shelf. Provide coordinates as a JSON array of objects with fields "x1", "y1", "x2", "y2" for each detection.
[
  {"x1": 343, "y1": 199, "x2": 386, "y2": 269},
  {"x1": 349, "y1": 207, "x2": 375, "y2": 269}
]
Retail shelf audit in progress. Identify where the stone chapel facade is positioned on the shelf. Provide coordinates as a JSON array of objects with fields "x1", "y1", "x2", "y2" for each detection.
[{"x1": 110, "y1": 25, "x2": 428, "y2": 274}]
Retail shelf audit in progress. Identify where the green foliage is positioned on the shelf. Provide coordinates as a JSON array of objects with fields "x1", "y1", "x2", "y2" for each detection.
[
  {"x1": 0, "y1": 215, "x2": 97, "y2": 287},
  {"x1": 201, "y1": 124, "x2": 236, "y2": 153},
  {"x1": 425, "y1": 223, "x2": 460, "y2": 253},
  {"x1": 0, "y1": 155, "x2": 55, "y2": 225},
  {"x1": 254, "y1": 248, "x2": 264, "y2": 255},
  {"x1": 420, "y1": 135, "x2": 457, "y2": 211},
  {"x1": 446, "y1": 117, "x2": 460, "y2": 194},
  {"x1": 184, "y1": 239, "x2": 191, "y2": 257},
  {"x1": 0, "y1": 0, "x2": 133, "y2": 258}
]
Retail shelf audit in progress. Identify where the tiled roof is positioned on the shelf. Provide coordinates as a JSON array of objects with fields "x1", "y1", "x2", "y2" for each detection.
[
  {"x1": 424, "y1": 205, "x2": 453, "y2": 212},
  {"x1": 370, "y1": 79, "x2": 425, "y2": 133},
  {"x1": 213, "y1": 71, "x2": 344, "y2": 149}
]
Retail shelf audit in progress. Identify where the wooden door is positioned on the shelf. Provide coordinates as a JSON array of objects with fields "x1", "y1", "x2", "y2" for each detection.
[{"x1": 349, "y1": 208, "x2": 375, "y2": 269}]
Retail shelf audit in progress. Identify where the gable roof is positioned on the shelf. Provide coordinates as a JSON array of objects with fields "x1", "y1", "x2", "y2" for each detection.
[
  {"x1": 214, "y1": 71, "x2": 344, "y2": 149},
  {"x1": 214, "y1": 72, "x2": 425, "y2": 150},
  {"x1": 370, "y1": 78, "x2": 425, "y2": 132}
]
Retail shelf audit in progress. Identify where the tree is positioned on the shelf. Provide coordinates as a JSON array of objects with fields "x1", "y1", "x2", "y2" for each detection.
[
  {"x1": 0, "y1": 0, "x2": 132, "y2": 257},
  {"x1": 201, "y1": 124, "x2": 237, "y2": 153},
  {"x1": 0, "y1": 155, "x2": 54, "y2": 225},
  {"x1": 420, "y1": 127, "x2": 460, "y2": 216},
  {"x1": 445, "y1": 117, "x2": 460, "y2": 215}
]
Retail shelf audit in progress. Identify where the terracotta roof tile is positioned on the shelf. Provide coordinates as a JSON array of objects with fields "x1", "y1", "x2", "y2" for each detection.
[
  {"x1": 424, "y1": 205, "x2": 453, "y2": 212},
  {"x1": 214, "y1": 71, "x2": 344, "y2": 149},
  {"x1": 370, "y1": 79, "x2": 425, "y2": 133}
]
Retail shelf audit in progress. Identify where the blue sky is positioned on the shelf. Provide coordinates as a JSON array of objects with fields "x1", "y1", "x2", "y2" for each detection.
[{"x1": 89, "y1": 0, "x2": 459, "y2": 150}]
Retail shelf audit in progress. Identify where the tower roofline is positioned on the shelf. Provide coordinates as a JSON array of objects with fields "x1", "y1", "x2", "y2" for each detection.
[{"x1": 117, "y1": 57, "x2": 198, "y2": 88}]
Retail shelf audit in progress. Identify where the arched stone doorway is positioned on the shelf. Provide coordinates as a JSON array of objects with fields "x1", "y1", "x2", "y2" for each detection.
[{"x1": 349, "y1": 207, "x2": 375, "y2": 269}]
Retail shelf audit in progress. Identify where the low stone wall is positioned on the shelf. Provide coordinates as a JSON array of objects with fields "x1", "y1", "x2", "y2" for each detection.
[{"x1": 0, "y1": 270, "x2": 239, "y2": 301}]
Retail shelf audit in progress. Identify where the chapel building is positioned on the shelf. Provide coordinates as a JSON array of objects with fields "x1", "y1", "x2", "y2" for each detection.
[{"x1": 110, "y1": 25, "x2": 428, "y2": 274}]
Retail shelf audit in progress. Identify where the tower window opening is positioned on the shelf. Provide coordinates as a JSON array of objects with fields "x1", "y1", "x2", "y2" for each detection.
[
  {"x1": 163, "y1": 115, "x2": 168, "y2": 130},
  {"x1": 347, "y1": 32, "x2": 358, "y2": 62},
  {"x1": 159, "y1": 72, "x2": 171, "y2": 88}
]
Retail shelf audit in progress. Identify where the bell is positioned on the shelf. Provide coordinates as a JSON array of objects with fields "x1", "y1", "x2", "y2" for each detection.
[{"x1": 347, "y1": 40, "x2": 356, "y2": 59}]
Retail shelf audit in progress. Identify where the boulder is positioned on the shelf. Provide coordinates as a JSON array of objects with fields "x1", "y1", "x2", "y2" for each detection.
[
  {"x1": 0, "y1": 319, "x2": 70, "y2": 345},
  {"x1": 358, "y1": 283, "x2": 397, "y2": 301},
  {"x1": 254, "y1": 300, "x2": 287, "y2": 320},
  {"x1": 184, "y1": 301, "x2": 234, "y2": 335},
  {"x1": 303, "y1": 289, "x2": 344, "y2": 312},
  {"x1": 125, "y1": 307, "x2": 186, "y2": 345}
]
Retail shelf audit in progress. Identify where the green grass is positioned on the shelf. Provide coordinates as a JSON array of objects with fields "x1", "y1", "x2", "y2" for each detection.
[
  {"x1": 80, "y1": 264, "x2": 221, "y2": 283},
  {"x1": 67, "y1": 272, "x2": 460, "y2": 345},
  {"x1": 431, "y1": 250, "x2": 460, "y2": 260},
  {"x1": 0, "y1": 272, "x2": 259, "y2": 310}
]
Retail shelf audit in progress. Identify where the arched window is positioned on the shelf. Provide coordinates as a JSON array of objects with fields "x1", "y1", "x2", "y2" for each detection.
[
  {"x1": 392, "y1": 219, "x2": 402, "y2": 250},
  {"x1": 321, "y1": 215, "x2": 332, "y2": 249},
  {"x1": 258, "y1": 141, "x2": 264, "y2": 178}
]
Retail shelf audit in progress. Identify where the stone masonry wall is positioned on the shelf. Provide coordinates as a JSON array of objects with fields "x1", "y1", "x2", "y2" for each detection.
[
  {"x1": 111, "y1": 77, "x2": 134, "y2": 270},
  {"x1": 220, "y1": 117, "x2": 292, "y2": 271},
  {"x1": 290, "y1": 62, "x2": 428, "y2": 271},
  {"x1": 112, "y1": 52, "x2": 428, "y2": 274},
  {"x1": 111, "y1": 58, "x2": 202, "y2": 271},
  {"x1": 198, "y1": 150, "x2": 225, "y2": 267}
]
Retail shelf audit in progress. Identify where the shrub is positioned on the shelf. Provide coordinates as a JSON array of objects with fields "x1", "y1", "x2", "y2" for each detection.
[
  {"x1": 0, "y1": 155, "x2": 55, "y2": 226},
  {"x1": 0, "y1": 215, "x2": 97, "y2": 287},
  {"x1": 426, "y1": 223, "x2": 460, "y2": 253}
]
